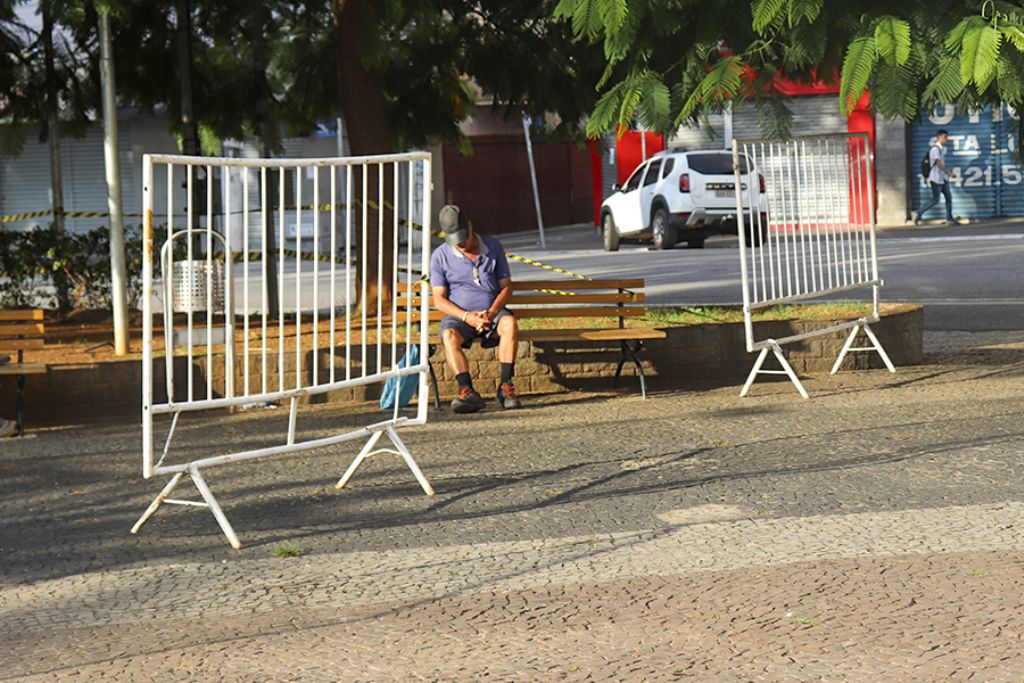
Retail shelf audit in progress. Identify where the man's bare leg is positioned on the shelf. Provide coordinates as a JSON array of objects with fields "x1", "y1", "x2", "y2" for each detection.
[
  {"x1": 442, "y1": 328, "x2": 470, "y2": 375},
  {"x1": 443, "y1": 327, "x2": 484, "y2": 412},
  {"x1": 498, "y1": 314, "x2": 518, "y2": 363},
  {"x1": 496, "y1": 315, "x2": 522, "y2": 408}
]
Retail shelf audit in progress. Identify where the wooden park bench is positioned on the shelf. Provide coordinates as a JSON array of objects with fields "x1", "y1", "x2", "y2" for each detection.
[
  {"x1": 0, "y1": 309, "x2": 48, "y2": 436},
  {"x1": 396, "y1": 278, "x2": 666, "y2": 404}
]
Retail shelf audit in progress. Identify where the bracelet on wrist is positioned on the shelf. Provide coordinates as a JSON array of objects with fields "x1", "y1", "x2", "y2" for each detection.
[{"x1": 461, "y1": 311, "x2": 469, "y2": 322}]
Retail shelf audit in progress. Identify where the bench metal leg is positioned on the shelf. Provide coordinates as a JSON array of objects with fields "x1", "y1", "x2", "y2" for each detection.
[
  {"x1": 616, "y1": 341, "x2": 649, "y2": 399},
  {"x1": 15, "y1": 373, "x2": 25, "y2": 436},
  {"x1": 428, "y1": 344, "x2": 441, "y2": 411}
]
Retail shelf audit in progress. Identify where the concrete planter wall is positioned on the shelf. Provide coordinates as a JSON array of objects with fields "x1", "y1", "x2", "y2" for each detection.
[{"x1": 2, "y1": 305, "x2": 922, "y2": 426}]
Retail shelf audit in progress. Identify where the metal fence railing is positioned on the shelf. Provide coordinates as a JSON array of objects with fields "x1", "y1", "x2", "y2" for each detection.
[
  {"x1": 732, "y1": 133, "x2": 895, "y2": 398},
  {"x1": 134, "y1": 151, "x2": 435, "y2": 549}
]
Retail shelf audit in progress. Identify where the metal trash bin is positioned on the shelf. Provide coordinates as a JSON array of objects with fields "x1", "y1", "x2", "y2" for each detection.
[{"x1": 171, "y1": 260, "x2": 225, "y2": 313}]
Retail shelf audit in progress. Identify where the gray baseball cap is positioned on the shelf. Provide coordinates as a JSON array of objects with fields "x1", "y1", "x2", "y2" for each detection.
[{"x1": 439, "y1": 204, "x2": 470, "y2": 246}]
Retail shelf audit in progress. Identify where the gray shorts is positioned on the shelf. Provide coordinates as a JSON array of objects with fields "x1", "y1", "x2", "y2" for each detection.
[{"x1": 440, "y1": 308, "x2": 512, "y2": 349}]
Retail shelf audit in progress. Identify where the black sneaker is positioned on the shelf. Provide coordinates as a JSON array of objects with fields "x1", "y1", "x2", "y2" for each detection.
[
  {"x1": 496, "y1": 383, "x2": 522, "y2": 409},
  {"x1": 451, "y1": 387, "x2": 485, "y2": 414}
]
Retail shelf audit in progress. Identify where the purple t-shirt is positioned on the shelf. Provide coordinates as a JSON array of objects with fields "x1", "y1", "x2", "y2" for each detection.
[{"x1": 429, "y1": 234, "x2": 511, "y2": 313}]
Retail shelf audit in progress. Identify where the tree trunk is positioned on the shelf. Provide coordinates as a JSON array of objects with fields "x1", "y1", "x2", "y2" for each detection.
[
  {"x1": 334, "y1": 0, "x2": 394, "y2": 314},
  {"x1": 42, "y1": 1, "x2": 70, "y2": 312},
  {"x1": 251, "y1": 2, "x2": 279, "y2": 317},
  {"x1": 175, "y1": 0, "x2": 200, "y2": 157}
]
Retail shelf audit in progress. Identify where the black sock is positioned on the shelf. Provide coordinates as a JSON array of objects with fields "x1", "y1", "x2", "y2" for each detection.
[
  {"x1": 456, "y1": 372, "x2": 473, "y2": 390},
  {"x1": 501, "y1": 362, "x2": 514, "y2": 385}
]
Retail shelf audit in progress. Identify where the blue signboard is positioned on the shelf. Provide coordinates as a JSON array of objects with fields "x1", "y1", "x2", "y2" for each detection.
[{"x1": 910, "y1": 103, "x2": 1022, "y2": 218}]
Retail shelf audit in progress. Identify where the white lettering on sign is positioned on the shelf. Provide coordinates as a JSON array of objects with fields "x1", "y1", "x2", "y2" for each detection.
[{"x1": 929, "y1": 104, "x2": 955, "y2": 125}]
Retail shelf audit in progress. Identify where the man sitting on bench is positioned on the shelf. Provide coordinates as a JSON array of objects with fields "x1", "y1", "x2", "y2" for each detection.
[{"x1": 430, "y1": 204, "x2": 522, "y2": 413}]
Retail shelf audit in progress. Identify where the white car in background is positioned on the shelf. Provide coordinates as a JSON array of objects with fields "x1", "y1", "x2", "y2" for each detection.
[{"x1": 600, "y1": 148, "x2": 768, "y2": 251}]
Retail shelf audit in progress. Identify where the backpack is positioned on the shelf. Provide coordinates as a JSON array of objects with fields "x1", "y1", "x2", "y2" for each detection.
[
  {"x1": 919, "y1": 145, "x2": 938, "y2": 178},
  {"x1": 379, "y1": 343, "x2": 421, "y2": 410}
]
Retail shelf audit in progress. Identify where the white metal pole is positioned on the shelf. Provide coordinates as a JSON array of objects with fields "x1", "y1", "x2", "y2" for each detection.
[
  {"x1": 522, "y1": 116, "x2": 547, "y2": 248},
  {"x1": 99, "y1": 11, "x2": 129, "y2": 356},
  {"x1": 142, "y1": 156, "x2": 154, "y2": 478}
]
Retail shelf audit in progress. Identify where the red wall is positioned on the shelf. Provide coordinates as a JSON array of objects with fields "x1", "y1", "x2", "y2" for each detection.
[{"x1": 442, "y1": 135, "x2": 593, "y2": 235}]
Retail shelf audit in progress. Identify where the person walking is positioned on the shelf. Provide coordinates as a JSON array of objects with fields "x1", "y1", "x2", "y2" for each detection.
[
  {"x1": 912, "y1": 130, "x2": 960, "y2": 226},
  {"x1": 429, "y1": 204, "x2": 522, "y2": 414}
]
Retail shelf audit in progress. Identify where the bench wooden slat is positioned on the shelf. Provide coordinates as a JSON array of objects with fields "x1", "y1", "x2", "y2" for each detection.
[
  {"x1": 396, "y1": 292, "x2": 644, "y2": 305},
  {"x1": 0, "y1": 323, "x2": 46, "y2": 338},
  {"x1": 513, "y1": 278, "x2": 645, "y2": 291},
  {"x1": 391, "y1": 307, "x2": 647, "y2": 323},
  {"x1": 0, "y1": 362, "x2": 48, "y2": 375},
  {"x1": 509, "y1": 293, "x2": 644, "y2": 305},
  {"x1": 520, "y1": 328, "x2": 667, "y2": 342},
  {"x1": 0, "y1": 309, "x2": 44, "y2": 321},
  {"x1": 0, "y1": 338, "x2": 45, "y2": 350}
]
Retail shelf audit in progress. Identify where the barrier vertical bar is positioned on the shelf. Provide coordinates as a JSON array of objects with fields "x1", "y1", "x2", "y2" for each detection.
[
  {"x1": 361, "y1": 164, "x2": 368, "y2": 378},
  {"x1": 186, "y1": 164, "x2": 194, "y2": 401},
  {"x1": 795, "y1": 141, "x2": 810, "y2": 294},
  {"x1": 814, "y1": 139, "x2": 833, "y2": 290},
  {"x1": 260, "y1": 167, "x2": 268, "y2": 396},
  {"x1": 313, "y1": 165, "x2": 320, "y2": 387},
  {"x1": 224, "y1": 166, "x2": 235, "y2": 402},
  {"x1": 417, "y1": 157, "x2": 432, "y2": 422},
  {"x1": 345, "y1": 164, "x2": 352, "y2": 381},
  {"x1": 330, "y1": 165, "x2": 337, "y2": 385},
  {"x1": 732, "y1": 140, "x2": 754, "y2": 352},
  {"x1": 377, "y1": 162, "x2": 384, "y2": 375},
  {"x1": 763, "y1": 142, "x2": 778, "y2": 301},
  {"x1": 864, "y1": 135, "x2": 881, "y2": 318},
  {"x1": 243, "y1": 167, "x2": 250, "y2": 397},
  {"x1": 165, "y1": 164, "x2": 175, "y2": 404},
  {"x1": 391, "y1": 162, "x2": 399, "y2": 375},
  {"x1": 142, "y1": 155, "x2": 154, "y2": 479},
  {"x1": 278, "y1": 168, "x2": 286, "y2": 392},
  {"x1": 295, "y1": 166, "x2": 303, "y2": 390},
  {"x1": 206, "y1": 164, "x2": 213, "y2": 400}
]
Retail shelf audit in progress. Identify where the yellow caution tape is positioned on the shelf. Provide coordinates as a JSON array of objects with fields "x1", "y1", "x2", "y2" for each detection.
[{"x1": 4, "y1": 201, "x2": 601, "y2": 296}]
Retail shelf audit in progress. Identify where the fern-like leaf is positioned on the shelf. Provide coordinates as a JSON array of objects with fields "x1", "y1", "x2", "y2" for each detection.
[
  {"x1": 839, "y1": 36, "x2": 877, "y2": 115},
  {"x1": 962, "y1": 25, "x2": 1001, "y2": 91},
  {"x1": 751, "y1": 0, "x2": 785, "y2": 35},
  {"x1": 637, "y1": 73, "x2": 672, "y2": 131},
  {"x1": 586, "y1": 82, "x2": 626, "y2": 138},
  {"x1": 597, "y1": 0, "x2": 629, "y2": 34},
  {"x1": 671, "y1": 57, "x2": 744, "y2": 130},
  {"x1": 787, "y1": 0, "x2": 823, "y2": 27},
  {"x1": 874, "y1": 16, "x2": 912, "y2": 66},
  {"x1": 945, "y1": 16, "x2": 986, "y2": 52},
  {"x1": 922, "y1": 55, "x2": 965, "y2": 104},
  {"x1": 1002, "y1": 25, "x2": 1024, "y2": 53}
]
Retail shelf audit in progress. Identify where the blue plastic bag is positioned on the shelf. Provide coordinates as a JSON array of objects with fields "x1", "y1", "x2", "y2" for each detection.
[{"x1": 380, "y1": 344, "x2": 421, "y2": 409}]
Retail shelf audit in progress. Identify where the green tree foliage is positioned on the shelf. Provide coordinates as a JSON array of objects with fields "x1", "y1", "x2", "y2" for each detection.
[
  {"x1": 0, "y1": 0, "x2": 95, "y2": 155},
  {"x1": 556, "y1": 0, "x2": 1024, "y2": 153}
]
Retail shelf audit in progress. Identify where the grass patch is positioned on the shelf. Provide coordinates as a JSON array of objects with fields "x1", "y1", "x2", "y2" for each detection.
[
  {"x1": 272, "y1": 543, "x2": 304, "y2": 558},
  {"x1": 512, "y1": 303, "x2": 874, "y2": 331}
]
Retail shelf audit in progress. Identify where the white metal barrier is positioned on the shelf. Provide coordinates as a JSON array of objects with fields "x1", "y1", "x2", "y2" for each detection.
[
  {"x1": 135, "y1": 151, "x2": 434, "y2": 548},
  {"x1": 732, "y1": 133, "x2": 895, "y2": 398}
]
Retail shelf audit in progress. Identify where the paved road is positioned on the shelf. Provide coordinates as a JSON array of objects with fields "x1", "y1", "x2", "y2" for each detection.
[
  {"x1": 2, "y1": 330, "x2": 1024, "y2": 680},
  {"x1": 502, "y1": 220, "x2": 1024, "y2": 332}
]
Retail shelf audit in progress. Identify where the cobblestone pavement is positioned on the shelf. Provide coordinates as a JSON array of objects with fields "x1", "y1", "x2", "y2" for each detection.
[{"x1": 2, "y1": 331, "x2": 1023, "y2": 680}]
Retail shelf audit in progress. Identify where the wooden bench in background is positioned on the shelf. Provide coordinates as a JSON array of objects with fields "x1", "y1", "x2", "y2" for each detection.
[
  {"x1": 397, "y1": 278, "x2": 667, "y2": 403},
  {"x1": 0, "y1": 310, "x2": 48, "y2": 436}
]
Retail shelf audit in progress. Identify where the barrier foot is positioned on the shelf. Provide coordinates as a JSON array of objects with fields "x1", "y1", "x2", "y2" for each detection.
[
  {"x1": 830, "y1": 321, "x2": 896, "y2": 375},
  {"x1": 740, "y1": 342, "x2": 809, "y2": 399},
  {"x1": 189, "y1": 465, "x2": 242, "y2": 550},
  {"x1": 336, "y1": 426, "x2": 434, "y2": 496},
  {"x1": 131, "y1": 472, "x2": 184, "y2": 534}
]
